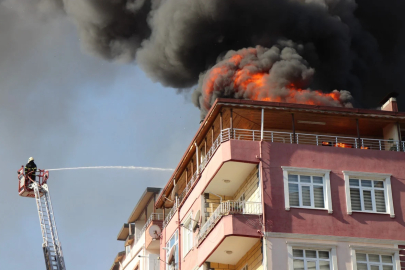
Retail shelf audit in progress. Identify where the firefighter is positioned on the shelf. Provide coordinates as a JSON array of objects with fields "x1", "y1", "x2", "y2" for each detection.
[{"x1": 25, "y1": 157, "x2": 37, "y2": 187}]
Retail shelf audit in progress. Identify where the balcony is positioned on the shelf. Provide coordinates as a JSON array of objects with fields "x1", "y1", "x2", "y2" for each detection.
[
  {"x1": 230, "y1": 128, "x2": 404, "y2": 151},
  {"x1": 197, "y1": 200, "x2": 262, "y2": 244}
]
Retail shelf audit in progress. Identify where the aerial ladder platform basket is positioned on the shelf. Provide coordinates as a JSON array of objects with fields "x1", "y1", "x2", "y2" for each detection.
[{"x1": 18, "y1": 166, "x2": 66, "y2": 270}]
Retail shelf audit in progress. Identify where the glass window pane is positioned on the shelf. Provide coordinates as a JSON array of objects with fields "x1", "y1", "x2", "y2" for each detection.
[
  {"x1": 357, "y1": 263, "x2": 367, "y2": 270},
  {"x1": 293, "y1": 249, "x2": 304, "y2": 258},
  {"x1": 305, "y1": 250, "x2": 317, "y2": 258},
  {"x1": 350, "y1": 179, "x2": 359, "y2": 186},
  {"x1": 383, "y1": 266, "x2": 393, "y2": 270},
  {"x1": 301, "y1": 186, "x2": 311, "y2": 206},
  {"x1": 350, "y1": 188, "x2": 362, "y2": 211},
  {"x1": 300, "y1": 175, "x2": 311, "y2": 183},
  {"x1": 289, "y1": 184, "x2": 299, "y2": 206},
  {"x1": 361, "y1": 180, "x2": 372, "y2": 187},
  {"x1": 375, "y1": 190, "x2": 386, "y2": 212},
  {"x1": 374, "y1": 181, "x2": 384, "y2": 188},
  {"x1": 368, "y1": 254, "x2": 380, "y2": 262},
  {"x1": 313, "y1": 176, "x2": 323, "y2": 184},
  {"x1": 381, "y1": 255, "x2": 393, "y2": 263},
  {"x1": 289, "y1": 174, "x2": 299, "y2": 182},
  {"x1": 293, "y1": 259, "x2": 304, "y2": 270},
  {"x1": 370, "y1": 266, "x2": 379, "y2": 270},
  {"x1": 314, "y1": 185, "x2": 325, "y2": 208},
  {"x1": 318, "y1": 251, "x2": 330, "y2": 259},
  {"x1": 307, "y1": 260, "x2": 316, "y2": 270},
  {"x1": 363, "y1": 190, "x2": 373, "y2": 211},
  {"x1": 356, "y1": 253, "x2": 367, "y2": 262},
  {"x1": 319, "y1": 261, "x2": 330, "y2": 270}
]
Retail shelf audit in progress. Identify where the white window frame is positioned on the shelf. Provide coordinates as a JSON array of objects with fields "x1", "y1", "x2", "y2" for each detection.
[
  {"x1": 241, "y1": 264, "x2": 248, "y2": 270},
  {"x1": 182, "y1": 212, "x2": 193, "y2": 257},
  {"x1": 166, "y1": 230, "x2": 179, "y2": 270},
  {"x1": 282, "y1": 167, "x2": 332, "y2": 213},
  {"x1": 287, "y1": 242, "x2": 338, "y2": 270},
  {"x1": 350, "y1": 245, "x2": 401, "y2": 270},
  {"x1": 343, "y1": 171, "x2": 394, "y2": 218}
]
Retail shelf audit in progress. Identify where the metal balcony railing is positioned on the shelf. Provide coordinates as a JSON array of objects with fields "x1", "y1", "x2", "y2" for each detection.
[
  {"x1": 163, "y1": 127, "x2": 404, "y2": 229},
  {"x1": 197, "y1": 201, "x2": 262, "y2": 243},
  {"x1": 231, "y1": 128, "x2": 404, "y2": 152},
  {"x1": 163, "y1": 200, "x2": 178, "y2": 228}
]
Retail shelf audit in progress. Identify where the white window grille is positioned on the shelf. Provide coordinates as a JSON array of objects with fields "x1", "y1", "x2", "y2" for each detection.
[
  {"x1": 343, "y1": 171, "x2": 395, "y2": 218},
  {"x1": 350, "y1": 245, "x2": 401, "y2": 270},
  {"x1": 182, "y1": 214, "x2": 193, "y2": 257},
  {"x1": 166, "y1": 231, "x2": 178, "y2": 270},
  {"x1": 292, "y1": 249, "x2": 332, "y2": 270},
  {"x1": 287, "y1": 243, "x2": 338, "y2": 270},
  {"x1": 355, "y1": 253, "x2": 394, "y2": 270},
  {"x1": 282, "y1": 167, "x2": 332, "y2": 213}
]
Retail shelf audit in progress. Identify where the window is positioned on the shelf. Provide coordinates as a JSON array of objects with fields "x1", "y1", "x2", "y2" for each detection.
[
  {"x1": 241, "y1": 265, "x2": 248, "y2": 270},
  {"x1": 350, "y1": 246, "x2": 401, "y2": 270},
  {"x1": 287, "y1": 243, "x2": 337, "y2": 270},
  {"x1": 125, "y1": 245, "x2": 131, "y2": 256},
  {"x1": 355, "y1": 253, "x2": 394, "y2": 270},
  {"x1": 166, "y1": 231, "x2": 178, "y2": 270},
  {"x1": 343, "y1": 171, "x2": 394, "y2": 217},
  {"x1": 182, "y1": 214, "x2": 193, "y2": 256},
  {"x1": 292, "y1": 249, "x2": 332, "y2": 270},
  {"x1": 282, "y1": 167, "x2": 332, "y2": 213}
]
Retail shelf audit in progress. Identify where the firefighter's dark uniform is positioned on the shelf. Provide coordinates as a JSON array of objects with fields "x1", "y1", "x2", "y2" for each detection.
[{"x1": 25, "y1": 160, "x2": 37, "y2": 184}]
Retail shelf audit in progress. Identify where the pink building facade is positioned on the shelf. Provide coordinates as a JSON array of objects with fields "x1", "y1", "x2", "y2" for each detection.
[{"x1": 114, "y1": 97, "x2": 405, "y2": 270}]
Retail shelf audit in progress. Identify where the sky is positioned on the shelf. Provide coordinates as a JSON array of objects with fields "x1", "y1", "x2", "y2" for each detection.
[{"x1": 0, "y1": 3, "x2": 200, "y2": 269}]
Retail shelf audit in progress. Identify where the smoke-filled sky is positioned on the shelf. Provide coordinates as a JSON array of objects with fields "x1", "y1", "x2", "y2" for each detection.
[
  {"x1": 0, "y1": 2, "x2": 199, "y2": 269},
  {"x1": 1, "y1": 0, "x2": 405, "y2": 269}
]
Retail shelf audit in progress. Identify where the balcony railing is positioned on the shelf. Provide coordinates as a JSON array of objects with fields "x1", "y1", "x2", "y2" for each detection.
[
  {"x1": 230, "y1": 128, "x2": 404, "y2": 152},
  {"x1": 163, "y1": 200, "x2": 178, "y2": 228},
  {"x1": 163, "y1": 127, "x2": 404, "y2": 229},
  {"x1": 197, "y1": 201, "x2": 262, "y2": 243}
]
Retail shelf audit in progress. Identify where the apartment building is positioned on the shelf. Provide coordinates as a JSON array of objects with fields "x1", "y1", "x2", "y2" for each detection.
[
  {"x1": 153, "y1": 96, "x2": 405, "y2": 270},
  {"x1": 110, "y1": 187, "x2": 163, "y2": 270}
]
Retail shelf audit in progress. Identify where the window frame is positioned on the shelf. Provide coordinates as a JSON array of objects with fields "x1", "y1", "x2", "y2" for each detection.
[
  {"x1": 282, "y1": 167, "x2": 332, "y2": 213},
  {"x1": 166, "y1": 230, "x2": 179, "y2": 270},
  {"x1": 343, "y1": 171, "x2": 395, "y2": 218},
  {"x1": 350, "y1": 245, "x2": 401, "y2": 270},
  {"x1": 287, "y1": 242, "x2": 338, "y2": 270},
  {"x1": 182, "y1": 212, "x2": 193, "y2": 258}
]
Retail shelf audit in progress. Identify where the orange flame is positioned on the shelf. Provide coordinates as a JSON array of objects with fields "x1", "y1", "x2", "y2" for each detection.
[{"x1": 202, "y1": 48, "x2": 347, "y2": 109}]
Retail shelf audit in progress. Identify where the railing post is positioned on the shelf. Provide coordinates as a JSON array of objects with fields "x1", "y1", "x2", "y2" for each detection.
[
  {"x1": 361, "y1": 139, "x2": 364, "y2": 149},
  {"x1": 261, "y1": 108, "x2": 264, "y2": 141},
  {"x1": 271, "y1": 132, "x2": 273, "y2": 142},
  {"x1": 253, "y1": 130, "x2": 255, "y2": 141},
  {"x1": 316, "y1": 135, "x2": 319, "y2": 146},
  {"x1": 379, "y1": 140, "x2": 382, "y2": 151},
  {"x1": 355, "y1": 138, "x2": 358, "y2": 148}
]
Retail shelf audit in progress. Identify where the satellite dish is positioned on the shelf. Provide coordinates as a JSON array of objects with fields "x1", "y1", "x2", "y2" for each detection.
[
  {"x1": 168, "y1": 245, "x2": 176, "y2": 264},
  {"x1": 148, "y1": 224, "x2": 161, "y2": 239},
  {"x1": 192, "y1": 210, "x2": 200, "y2": 232}
]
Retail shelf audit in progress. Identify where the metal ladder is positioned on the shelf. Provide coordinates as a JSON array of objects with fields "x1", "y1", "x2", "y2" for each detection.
[{"x1": 33, "y1": 183, "x2": 66, "y2": 270}]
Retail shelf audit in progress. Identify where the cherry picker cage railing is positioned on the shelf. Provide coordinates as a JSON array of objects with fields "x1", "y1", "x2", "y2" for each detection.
[{"x1": 197, "y1": 201, "x2": 262, "y2": 244}]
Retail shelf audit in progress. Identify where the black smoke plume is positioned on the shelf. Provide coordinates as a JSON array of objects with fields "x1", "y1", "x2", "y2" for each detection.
[{"x1": 11, "y1": 0, "x2": 405, "y2": 114}]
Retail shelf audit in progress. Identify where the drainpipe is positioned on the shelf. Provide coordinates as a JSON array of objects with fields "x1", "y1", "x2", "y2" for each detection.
[
  {"x1": 397, "y1": 122, "x2": 402, "y2": 151},
  {"x1": 195, "y1": 142, "x2": 199, "y2": 173},
  {"x1": 356, "y1": 119, "x2": 361, "y2": 148},
  {"x1": 261, "y1": 108, "x2": 264, "y2": 140},
  {"x1": 230, "y1": 108, "x2": 233, "y2": 139},
  {"x1": 259, "y1": 140, "x2": 268, "y2": 270},
  {"x1": 177, "y1": 207, "x2": 181, "y2": 270},
  {"x1": 291, "y1": 113, "x2": 296, "y2": 144}
]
